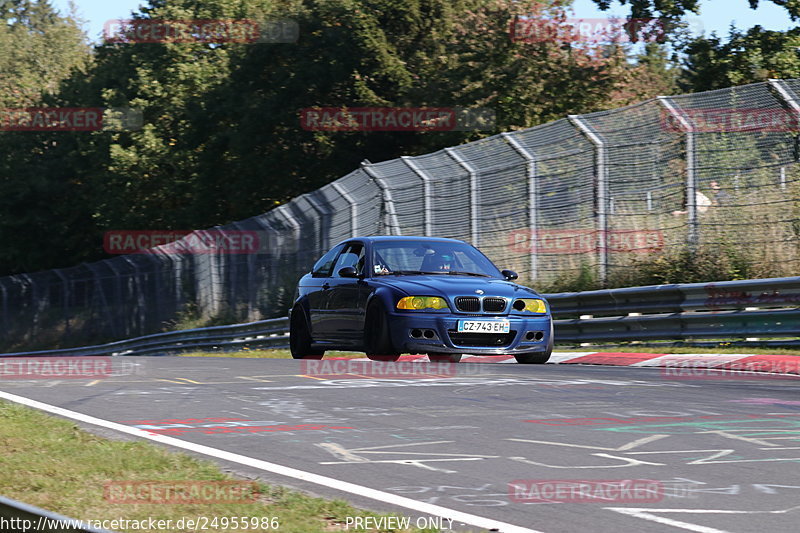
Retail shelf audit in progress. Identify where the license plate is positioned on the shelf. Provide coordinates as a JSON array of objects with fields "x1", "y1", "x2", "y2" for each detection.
[{"x1": 457, "y1": 320, "x2": 510, "y2": 333}]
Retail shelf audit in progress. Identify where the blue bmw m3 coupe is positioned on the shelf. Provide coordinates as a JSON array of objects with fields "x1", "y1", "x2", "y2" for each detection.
[{"x1": 289, "y1": 236, "x2": 553, "y2": 363}]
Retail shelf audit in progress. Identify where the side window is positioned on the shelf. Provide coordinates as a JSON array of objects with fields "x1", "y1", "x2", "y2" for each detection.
[
  {"x1": 311, "y1": 244, "x2": 345, "y2": 277},
  {"x1": 331, "y1": 243, "x2": 365, "y2": 277}
]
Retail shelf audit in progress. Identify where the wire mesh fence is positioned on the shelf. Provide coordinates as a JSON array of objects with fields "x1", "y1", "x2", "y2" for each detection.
[{"x1": 3, "y1": 79, "x2": 800, "y2": 350}]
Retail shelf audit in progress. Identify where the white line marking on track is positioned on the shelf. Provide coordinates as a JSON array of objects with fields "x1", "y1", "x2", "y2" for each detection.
[
  {"x1": 606, "y1": 506, "x2": 800, "y2": 533},
  {"x1": 0, "y1": 389, "x2": 542, "y2": 533},
  {"x1": 605, "y1": 508, "x2": 732, "y2": 533}
]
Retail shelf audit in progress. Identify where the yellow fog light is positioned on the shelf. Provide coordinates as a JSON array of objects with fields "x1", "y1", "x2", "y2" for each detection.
[
  {"x1": 397, "y1": 296, "x2": 449, "y2": 310},
  {"x1": 514, "y1": 298, "x2": 547, "y2": 313}
]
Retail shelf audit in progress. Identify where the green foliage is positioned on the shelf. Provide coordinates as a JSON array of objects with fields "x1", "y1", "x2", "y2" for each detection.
[
  {"x1": 625, "y1": 246, "x2": 750, "y2": 285},
  {"x1": 0, "y1": 0, "x2": 92, "y2": 273},
  {"x1": 0, "y1": 0, "x2": 680, "y2": 276},
  {"x1": 588, "y1": 0, "x2": 800, "y2": 90},
  {"x1": 539, "y1": 260, "x2": 601, "y2": 293},
  {"x1": 682, "y1": 27, "x2": 800, "y2": 90},
  {"x1": 0, "y1": 0, "x2": 90, "y2": 108},
  {"x1": 590, "y1": 0, "x2": 799, "y2": 22}
]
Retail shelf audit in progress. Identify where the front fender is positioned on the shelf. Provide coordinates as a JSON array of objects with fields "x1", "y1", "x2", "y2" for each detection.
[{"x1": 365, "y1": 285, "x2": 402, "y2": 312}]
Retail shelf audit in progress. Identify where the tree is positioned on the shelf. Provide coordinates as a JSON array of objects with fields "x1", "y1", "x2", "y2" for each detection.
[
  {"x1": 0, "y1": 0, "x2": 705, "y2": 275},
  {"x1": 682, "y1": 26, "x2": 800, "y2": 90},
  {"x1": 0, "y1": 0, "x2": 92, "y2": 274},
  {"x1": 590, "y1": 0, "x2": 799, "y2": 22},
  {"x1": 0, "y1": 0, "x2": 89, "y2": 107}
]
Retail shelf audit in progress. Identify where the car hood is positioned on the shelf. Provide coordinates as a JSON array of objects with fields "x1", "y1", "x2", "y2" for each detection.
[{"x1": 373, "y1": 275, "x2": 542, "y2": 299}]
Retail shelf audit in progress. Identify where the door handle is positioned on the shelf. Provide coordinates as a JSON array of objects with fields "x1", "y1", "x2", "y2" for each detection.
[{"x1": 322, "y1": 283, "x2": 330, "y2": 290}]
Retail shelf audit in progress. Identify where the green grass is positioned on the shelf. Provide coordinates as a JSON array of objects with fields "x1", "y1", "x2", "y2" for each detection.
[
  {"x1": 177, "y1": 346, "x2": 800, "y2": 359},
  {"x1": 554, "y1": 345, "x2": 800, "y2": 356},
  {"x1": 0, "y1": 401, "x2": 432, "y2": 532},
  {"x1": 178, "y1": 349, "x2": 363, "y2": 359}
]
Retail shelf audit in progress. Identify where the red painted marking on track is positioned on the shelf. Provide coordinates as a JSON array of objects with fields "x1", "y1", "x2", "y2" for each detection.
[
  {"x1": 718, "y1": 355, "x2": 800, "y2": 375},
  {"x1": 558, "y1": 352, "x2": 667, "y2": 365}
]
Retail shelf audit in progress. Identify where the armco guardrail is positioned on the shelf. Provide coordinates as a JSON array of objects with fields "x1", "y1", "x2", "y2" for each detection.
[
  {"x1": 0, "y1": 495, "x2": 117, "y2": 533},
  {"x1": 548, "y1": 276, "x2": 800, "y2": 344},
  {"x1": 5, "y1": 79, "x2": 800, "y2": 353},
  {"x1": 0, "y1": 318, "x2": 289, "y2": 358},
  {"x1": 0, "y1": 277, "x2": 798, "y2": 358}
]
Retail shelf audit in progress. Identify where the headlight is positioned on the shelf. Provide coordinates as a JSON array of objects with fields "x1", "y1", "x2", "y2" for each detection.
[
  {"x1": 513, "y1": 298, "x2": 547, "y2": 313},
  {"x1": 397, "y1": 296, "x2": 449, "y2": 310}
]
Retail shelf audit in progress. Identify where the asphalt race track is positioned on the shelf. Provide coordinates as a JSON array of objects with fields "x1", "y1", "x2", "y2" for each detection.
[{"x1": 1, "y1": 356, "x2": 799, "y2": 533}]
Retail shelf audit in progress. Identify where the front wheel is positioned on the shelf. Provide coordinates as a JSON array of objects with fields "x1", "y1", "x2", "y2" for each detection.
[
  {"x1": 428, "y1": 353, "x2": 462, "y2": 363},
  {"x1": 364, "y1": 300, "x2": 400, "y2": 362},
  {"x1": 289, "y1": 308, "x2": 324, "y2": 359}
]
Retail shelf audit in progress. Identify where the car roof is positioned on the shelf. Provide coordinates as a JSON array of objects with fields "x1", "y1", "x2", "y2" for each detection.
[{"x1": 346, "y1": 236, "x2": 468, "y2": 244}]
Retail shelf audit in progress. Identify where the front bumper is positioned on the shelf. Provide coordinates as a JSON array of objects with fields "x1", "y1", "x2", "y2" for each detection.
[{"x1": 386, "y1": 310, "x2": 552, "y2": 355}]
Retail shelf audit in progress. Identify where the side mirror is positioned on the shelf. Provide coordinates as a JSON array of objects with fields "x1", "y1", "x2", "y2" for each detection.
[
  {"x1": 338, "y1": 266, "x2": 359, "y2": 278},
  {"x1": 502, "y1": 269, "x2": 518, "y2": 281}
]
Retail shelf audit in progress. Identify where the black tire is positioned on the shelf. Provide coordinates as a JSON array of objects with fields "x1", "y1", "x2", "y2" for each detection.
[
  {"x1": 364, "y1": 300, "x2": 400, "y2": 362},
  {"x1": 514, "y1": 352, "x2": 551, "y2": 364},
  {"x1": 289, "y1": 308, "x2": 324, "y2": 359},
  {"x1": 515, "y1": 322, "x2": 554, "y2": 364},
  {"x1": 428, "y1": 353, "x2": 462, "y2": 363}
]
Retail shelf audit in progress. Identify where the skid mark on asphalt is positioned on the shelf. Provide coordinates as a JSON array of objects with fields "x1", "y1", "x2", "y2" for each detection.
[
  {"x1": 0, "y1": 389, "x2": 541, "y2": 533},
  {"x1": 317, "y1": 441, "x2": 499, "y2": 473}
]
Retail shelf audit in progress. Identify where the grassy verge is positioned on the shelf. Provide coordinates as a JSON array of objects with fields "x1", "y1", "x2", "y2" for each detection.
[
  {"x1": 0, "y1": 401, "x2": 430, "y2": 533},
  {"x1": 178, "y1": 346, "x2": 800, "y2": 358},
  {"x1": 554, "y1": 345, "x2": 800, "y2": 356},
  {"x1": 178, "y1": 349, "x2": 363, "y2": 359}
]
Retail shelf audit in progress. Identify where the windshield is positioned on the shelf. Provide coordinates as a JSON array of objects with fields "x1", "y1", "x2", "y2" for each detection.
[{"x1": 372, "y1": 240, "x2": 503, "y2": 278}]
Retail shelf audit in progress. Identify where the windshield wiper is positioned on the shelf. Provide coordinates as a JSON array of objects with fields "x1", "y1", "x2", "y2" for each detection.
[
  {"x1": 445, "y1": 271, "x2": 493, "y2": 277},
  {"x1": 389, "y1": 270, "x2": 448, "y2": 275}
]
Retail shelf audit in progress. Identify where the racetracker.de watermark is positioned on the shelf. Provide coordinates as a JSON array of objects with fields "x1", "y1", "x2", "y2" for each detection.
[
  {"x1": 299, "y1": 107, "x2": 496, "y2": 132},
  {"x1": 661, "y1": 108, "x2": 800, "y2": 133},
  {"x1": 509, "y1": 229, "x2": 664, "y2": 254},
  {"x1": 0, "y1": 357, "x2": 139, "y2": 380},
  {"x1": 104, "y1": 230, "x2": 263, "y2": 254},
  {"x1": 0, "y1": 107, "x2": 143, "y2": 131},
  {"x1": 299, "y1": 359, "x2": 491, "y2": 379},
  {"x1": 511, "y1": 17, "x2": 667, "y2": 44},
  {"x1": 104, "y1": 19, "x2": 298, "y2": 43},
  {"x1": 104, "y1": 480, "x2": 260, "y2": 504},
  {"x1": 661, "y1": 361, "x2": 800, "y2": 380},
  {"x1": 508, "y1": 479, "x2": 664, "y2": 503},
  {"x1": 510, "y1": 16, "x2": 703, "y2": 44}
]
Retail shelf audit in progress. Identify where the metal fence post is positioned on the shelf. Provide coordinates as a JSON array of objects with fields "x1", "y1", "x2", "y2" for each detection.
[
  {"x1": 20, "y1": 274, "x2": 38, "y2": 344},
  {"x1": 0, "y1": 279, "x2": 8, "y2": 342},
  {"x1": 568, "y1": 115, "x2": 608, "y2": 284},
  {"x1": 361, "y1": 163, "x2": 401, "y2": 236},
  {"x1": 444, "y1": 147, "x2": 479, "y2": 246},
  {"x1": 502, "y1": 132, "x2": 539, "y2": 280},
  {"x1": 768, "y1": 79, "x2": 800, "y2": 115},
  {"x1": 303, "y1": 191, "x2": 334, "y2": 250},
  {"x1": 401, "y1": 156, "x2": 433, "y2": 236},
  {"x1": 121, "y1": 256, "x2": 145, "y2": 335},
  {"x1": 331, "y1": 181, "x2": 359, "y2": 238},
  {"x1": 53, "y1": 269, "x2": 71, "y2": 340},
  {"x1": 276, "y1": 205, "x2": 302, "y2": 282},
  {"x1": 87, "y1": 262, "x2": 118, "y2": 340},
  {"x1": 768, "y1": 79, "x2": 800, "y2": 191},
  {"x1": 229, "y1": 221, "x2": 253, "y2": 320},
  {"x1": 658, "y1": 97, "x2": 698, "y2": 249}
]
